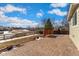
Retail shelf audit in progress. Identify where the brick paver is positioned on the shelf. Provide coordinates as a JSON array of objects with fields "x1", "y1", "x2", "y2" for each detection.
[{"x1": 0, "y1": 35, "x2": 79, "y2": 56}]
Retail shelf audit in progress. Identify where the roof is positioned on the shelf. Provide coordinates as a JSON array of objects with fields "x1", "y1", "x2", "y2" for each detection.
[{"x1": 67, "y1": 4, "x2": 79, "y2": 21}]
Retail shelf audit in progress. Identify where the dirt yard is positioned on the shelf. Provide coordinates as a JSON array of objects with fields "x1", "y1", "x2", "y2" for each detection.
[{"x1": 0, "y1": 35, "x2": 79, "y2": 56}]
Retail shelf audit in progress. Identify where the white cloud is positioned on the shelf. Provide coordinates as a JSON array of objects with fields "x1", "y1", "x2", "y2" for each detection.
[
  {"x1": 50, "y1": 3, "x2": 68, "y2": 8},
  {"x1": 0, "y1": 4, "x2": 26, "y2": 14},
  {"x1": 48, "y1": 9, "x2": 67, "y2": 16},
  {"x1": 36, "y1": 9, "x2": 44, "y2": 17},
  {"x1": 36, "y1": 12, "x2": 43, "y2": 17},
  {"x1": 0, "y1": 4, "x2": 38, "y2": 28},
  {"x1": 9, "y1": 18, "x2": 38, "y2": 28},
  {"x1": 0, "y1": 12, "x2": 38, "y2": 28}
]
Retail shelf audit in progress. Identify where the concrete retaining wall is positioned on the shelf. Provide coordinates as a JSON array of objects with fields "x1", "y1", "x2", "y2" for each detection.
[{"x1": 0, "y1": 34, "x2": 39, "y2": 49}]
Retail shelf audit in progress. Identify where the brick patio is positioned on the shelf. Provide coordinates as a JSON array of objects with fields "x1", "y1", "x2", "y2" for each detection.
[{"x1": 0, "y1": 35, "x2": 79, "y2": 56}]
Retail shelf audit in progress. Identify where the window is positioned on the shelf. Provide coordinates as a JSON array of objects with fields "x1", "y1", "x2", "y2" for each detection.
[{"x1": 73, "y1": 12, "x2": 77, "y2": 26}]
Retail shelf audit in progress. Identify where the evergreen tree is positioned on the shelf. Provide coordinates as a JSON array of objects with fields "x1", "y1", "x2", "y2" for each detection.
[
  {"x1": 44, "y1": 18, "x2": 54, "y2": 36},
  {"x1": 44, "y1": 18, "x2": 53, "y2": 29}
]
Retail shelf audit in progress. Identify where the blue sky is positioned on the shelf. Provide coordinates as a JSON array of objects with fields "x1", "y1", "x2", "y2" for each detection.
[{"x1": 0, "y1": 3, "x2": 70, "y2": 28}]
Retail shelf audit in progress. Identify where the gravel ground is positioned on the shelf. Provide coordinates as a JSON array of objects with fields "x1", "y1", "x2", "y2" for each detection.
[{"x1": 0, "y1": 35, "x2": 79, "y2": 56}]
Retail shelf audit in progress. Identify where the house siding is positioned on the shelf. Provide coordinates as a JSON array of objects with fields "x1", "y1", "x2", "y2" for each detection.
[{"x1": 69, "y1": 7, "x2": 79, "y2": 50}]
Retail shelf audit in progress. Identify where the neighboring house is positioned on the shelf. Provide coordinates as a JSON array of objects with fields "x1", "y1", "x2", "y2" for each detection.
[{"x1": 67, "y1": 4, "x2": 79, "y2": 50}]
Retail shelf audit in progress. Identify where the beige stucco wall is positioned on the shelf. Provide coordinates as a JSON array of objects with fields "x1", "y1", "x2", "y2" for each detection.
[{"x1": 69, "y1": 7, "x2": 79, "y2": 50}]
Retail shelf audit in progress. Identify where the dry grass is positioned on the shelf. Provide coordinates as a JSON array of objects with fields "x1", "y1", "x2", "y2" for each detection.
[{"x1": 0, "y1": 35, "x2": 79, "y2": 56}]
